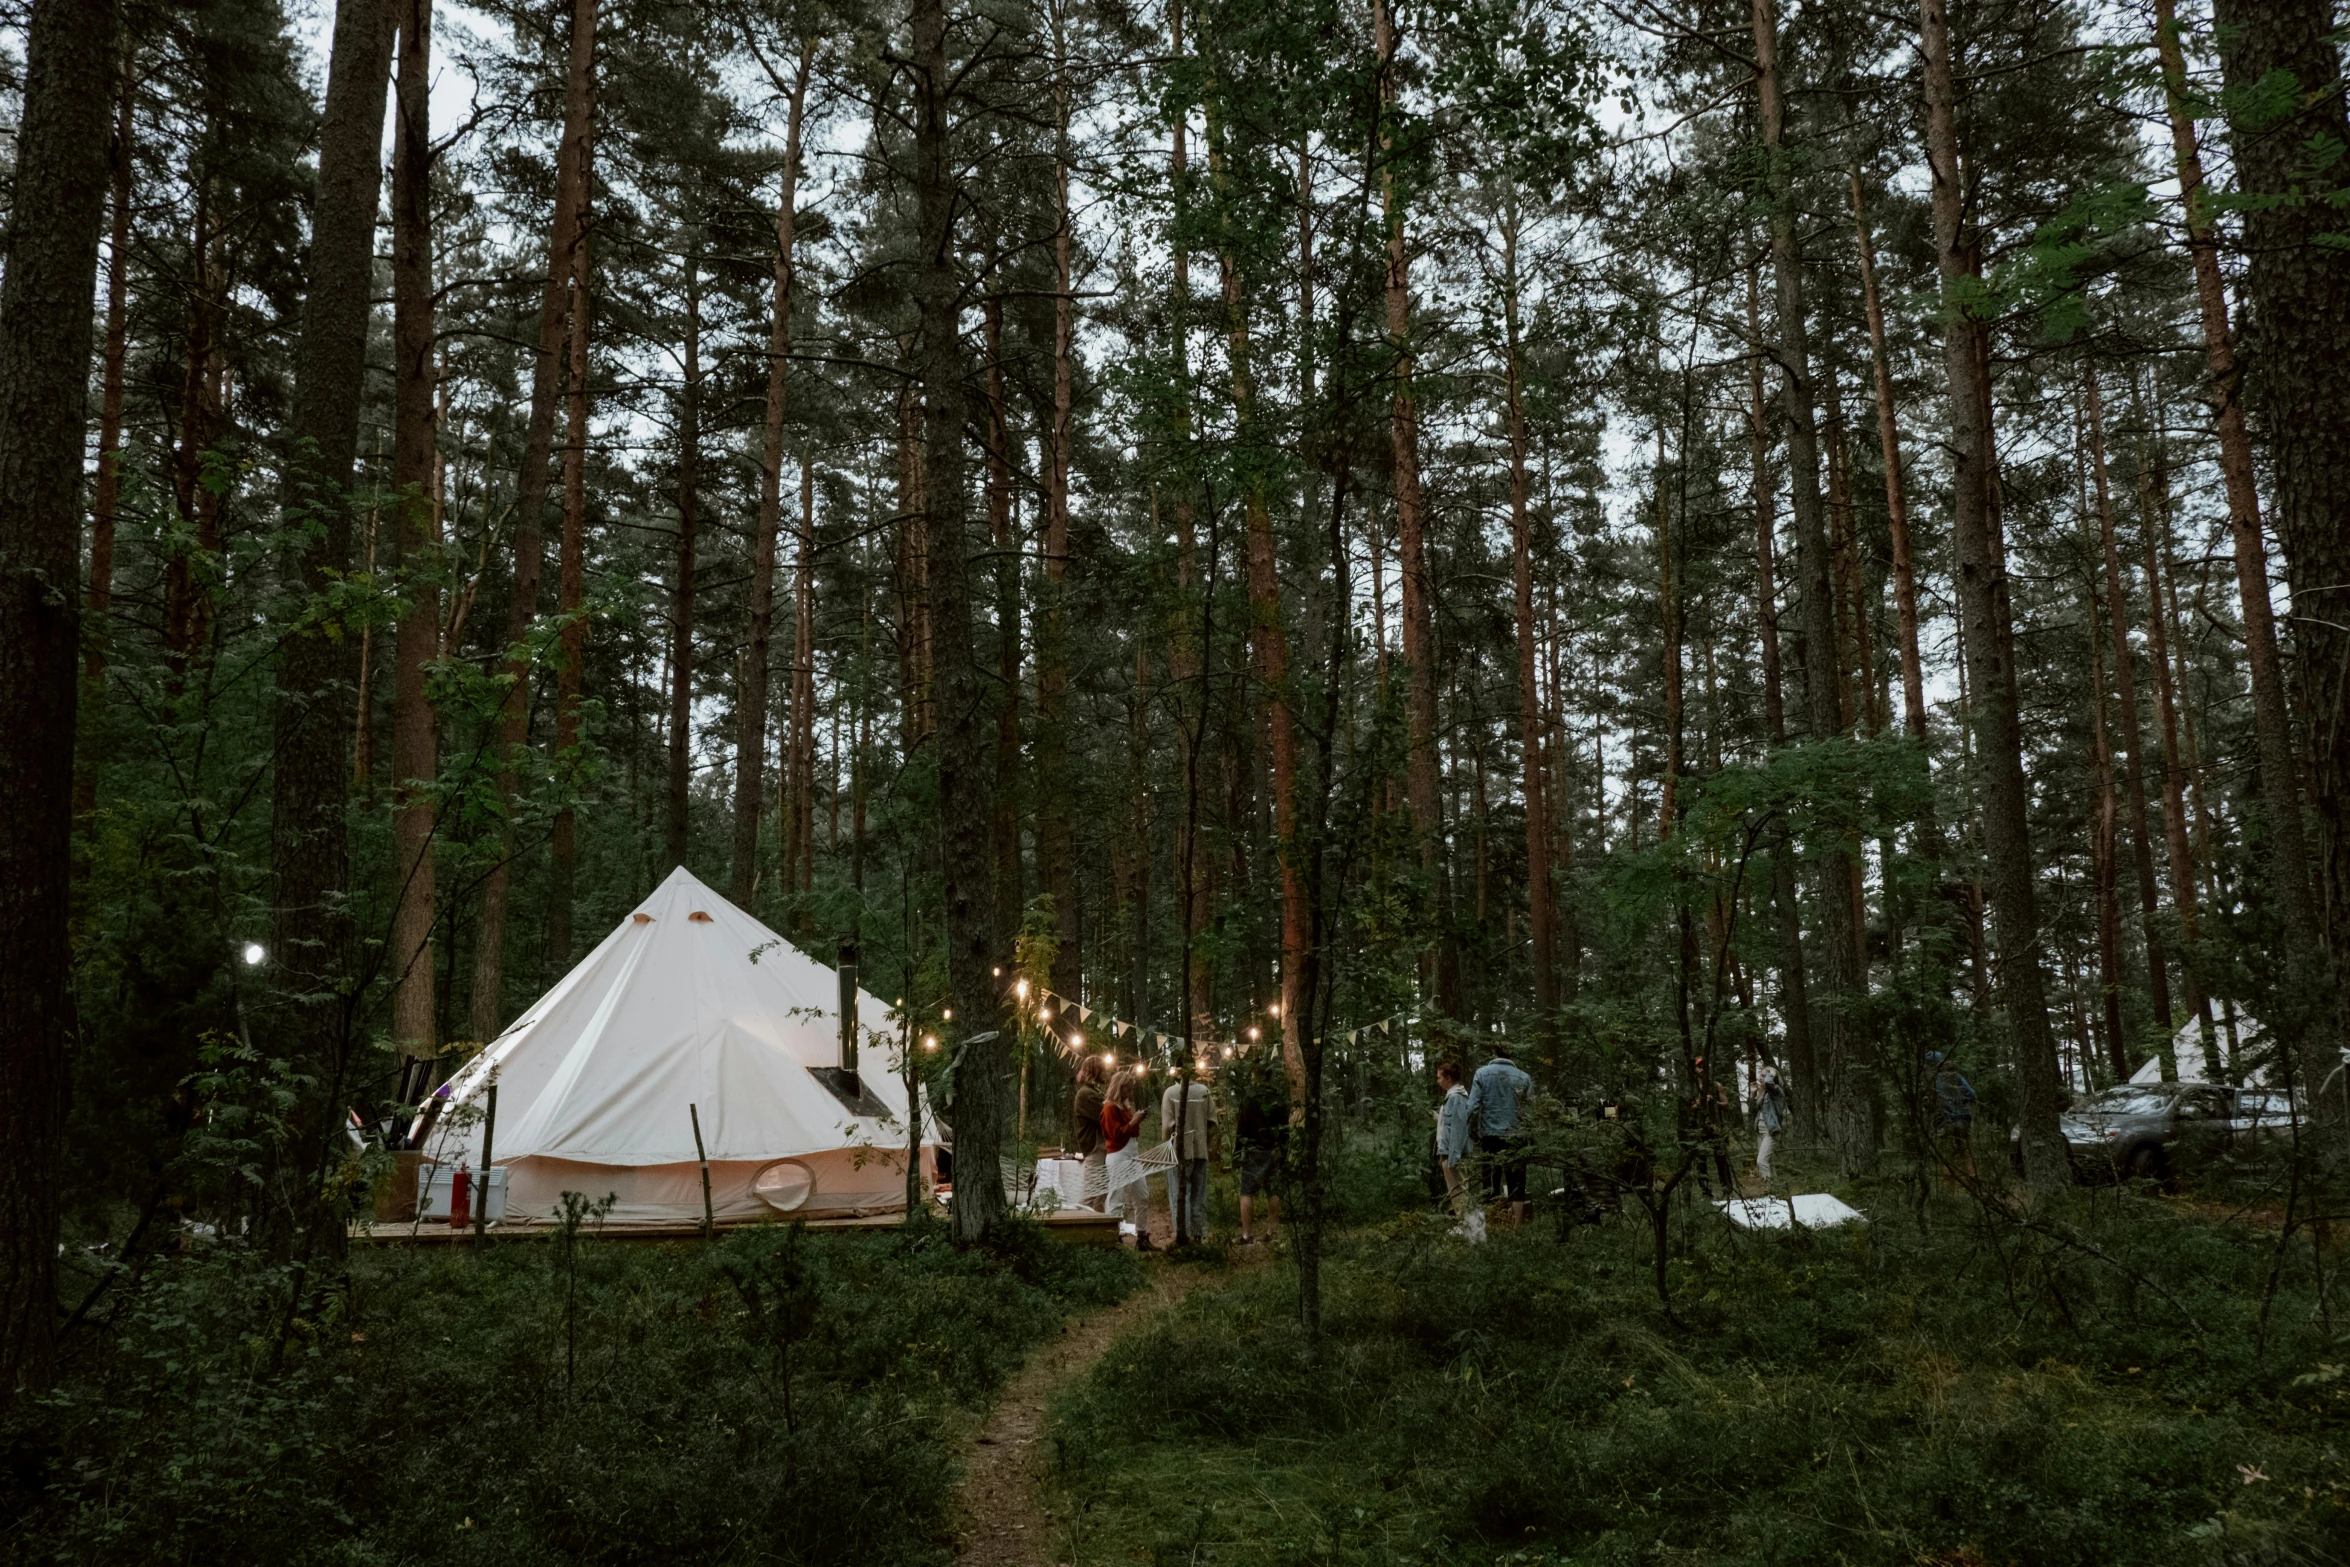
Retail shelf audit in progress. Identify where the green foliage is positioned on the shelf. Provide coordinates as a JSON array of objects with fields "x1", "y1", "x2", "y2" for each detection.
[
  {"x1": 1052, "y1": 1187, "x2": 2350, "y2": 1565},
  {"x1": 4, "y1": 1225, "x2": 1140, "y2": 1566}
]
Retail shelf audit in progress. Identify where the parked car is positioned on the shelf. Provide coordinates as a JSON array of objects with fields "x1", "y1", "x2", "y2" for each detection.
[
  {"x1": 2231, "y1": 1089, "x2": 2298, "y2": 1144},
  {"x1": 2061, "y1": 1082, "x2": 2241, "y2": 1182}
]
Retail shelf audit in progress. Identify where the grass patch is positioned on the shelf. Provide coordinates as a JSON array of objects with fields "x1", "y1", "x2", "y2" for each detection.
[
  {"x1": 6, "y1": 1218, "x2": 1139, "y2": 1565},
  {"x1": 1050, "y1": 1173, "x2": 2350, "y2": 1566}
]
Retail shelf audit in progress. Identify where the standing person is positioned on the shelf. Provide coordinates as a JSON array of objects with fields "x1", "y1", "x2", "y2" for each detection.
[
  {"x1": 1160, "y1": 1060, "x2": 1216, "y2": 1245},
  {"x1": 1467, "y1": 1041, "x2": 1533, "y2": 1223},
  {"x1": 1926, "y1": 1051, "x2": 1977, "y2": 1181},
  {"x1": 1749, "y1": 1065, "x2": 1789, "y2": 1184},
  {"x1": 1071, "y1": 1055, "x2": 1108, "y2": 1211},
  {"x1": 1232, "y1": 1054, "x2": 1285, "y2": 1244},
  {"x1": 1435, "y1": 1060, "x2": 1474, "y2": 1213},
  {"x1": 1102, "y1": 1069, "x2": 1153, "y2": 1250}
]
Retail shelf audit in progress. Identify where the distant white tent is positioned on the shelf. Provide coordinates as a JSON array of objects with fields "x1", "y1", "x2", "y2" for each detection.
[
  {"x1": 422, "y1": 867, "x2": 924, "y2": 1227},
  {"x1": 2130, "y1": 1011, "x2": 2267, "y2": 1086}
]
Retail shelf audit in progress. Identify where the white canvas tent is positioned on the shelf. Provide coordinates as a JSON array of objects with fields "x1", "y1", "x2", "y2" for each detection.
[
  {"x1": 2130, "y1": 1011, "x2": 2267, "y2": 1087},
  {"x1": 421, "y1": 867, "x2": 925, "y2": 1227}
]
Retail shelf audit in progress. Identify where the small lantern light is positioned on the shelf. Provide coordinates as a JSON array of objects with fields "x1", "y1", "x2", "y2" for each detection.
[{"x1": 241, "y1": 942, "x2": 266, "y2": 967}]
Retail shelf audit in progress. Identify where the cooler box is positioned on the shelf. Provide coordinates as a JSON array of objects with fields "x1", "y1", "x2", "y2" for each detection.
[{"x1": 420, "y1": 1164, "x2": 508, "y2": 1223}]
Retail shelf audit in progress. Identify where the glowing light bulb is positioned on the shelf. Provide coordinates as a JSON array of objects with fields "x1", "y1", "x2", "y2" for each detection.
[
  {"x1": 241, "y1": 942, "x2": 266, "y2": 967},
  {"x1": 1268, "y1": 1002, "x2": 1280, "y2": 1017},
  {"x1": 1102, "y1": 1051, "x2": 1115, "y2": 1065},
  {"x1": 942, "y1": 1008, "x2": 953, "y2": 1021},
  {"x1": 992, "y1": 966, "x2": 1002, "y2": 976},
  {"x1": 1015, "y1": 978, "x2": 1029, "y2": 999},
  {"x1": 1070, "y1": 1032, "x2": 1085, "y2": 1050},
  {"x1": 1248, "y1": 1026, "x2": 1260, "y2": 1041},
  {"x1": 923, "y1": 1035, "x2": 939, "y2": 1051}
]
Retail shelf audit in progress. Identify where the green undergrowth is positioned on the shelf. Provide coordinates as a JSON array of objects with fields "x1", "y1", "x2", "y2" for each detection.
[
  {"x1": 5, "y1": 1218, "x2": 1139, "y2": 1566},
  {"x1": 1049, "y1": 1179, "x2": 2350, "y2": 1566}
]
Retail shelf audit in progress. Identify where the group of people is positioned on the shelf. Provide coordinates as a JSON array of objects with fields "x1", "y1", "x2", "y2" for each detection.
[
  {"x1": 1428, "y1": 1045, "x2": 1807, "y2": 1217},
  {"x1": 1066, "y1": 1052, "x2": 1289, "y2": 1249},
  {"x1": 1053, "y1": 1034, "x2": 1961, "y2": 1245},
  {"x1": 1432, "y1": 1041, "x2": 1535, "y2": 1224}
]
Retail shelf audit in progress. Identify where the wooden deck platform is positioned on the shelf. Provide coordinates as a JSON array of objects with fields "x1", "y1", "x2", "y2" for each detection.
[{"x1": 355, "y1": 1205, "x2": 1123, "y2": 1246}]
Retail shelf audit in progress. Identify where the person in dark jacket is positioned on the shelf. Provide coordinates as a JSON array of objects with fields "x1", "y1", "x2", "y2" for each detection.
[
  {"x1": 1232, "y1": 1054, "x2": 1287, "y2": 1243},
  {"x1": 1926, "y1": 1051, "x2": 1976, "y2": 1180}
]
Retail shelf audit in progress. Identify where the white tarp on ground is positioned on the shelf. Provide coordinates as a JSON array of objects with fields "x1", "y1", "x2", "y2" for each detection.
[
  {"x1": 421, "y1": 867, "x2": 925, "y2": 1227},
  {"x1": 1717, "y1": 1194, "x2": 1867, "y2": 1230},
  {"x1": 2130, "y1": 1011, "x2": 2268, "y2": 1086}
]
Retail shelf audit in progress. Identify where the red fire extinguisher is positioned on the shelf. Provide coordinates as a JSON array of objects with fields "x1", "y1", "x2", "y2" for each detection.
[{"x1": 449, "y1": 1161, "x2": 472, "y2": 1230}]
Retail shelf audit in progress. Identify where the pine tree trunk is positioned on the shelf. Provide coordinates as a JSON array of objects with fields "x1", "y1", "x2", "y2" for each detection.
[
  {"x1": 983, "y1": 297, "x2": 1022, "y2": 957},
  {"x1": 271, "y1": 0, "x2": 391, "y2": 1110},
  {"x1": 1920, "y1": 0, "x2": 2068, "y2": 1184},
  {"x1": 74, "y1": 65, "x2": 134, "y2": 832},
  {"x1": 1854, "y1": 169, "x2": 1928, "y2": 746},
  {"x1": 389, "y1": 0, "x2": 438, "y2": 1069},
  {"x1": 547, "y1": 174, "x2": 593, "y2": 976},
  {"x1": 2085, "y1": 563, "x2": 2128, "y2": 1080},
  {"x1": 2085, "y1": 371, "x2": 2171, "y2": 1029},
  {"x1": 471, "y1": 0, "x2": 595, "y2": 1040},
  {"x1": 1217, "y1": 178, "x2": 1307, "y2": 1102},
  {"x1": 1502, "y1": 198, "x2": 1555, "y2": 1043},
  {"x1": 1656, "y1": 436, "x2": 1682, "y2": 832},
  {"x1": 733, "y1": 35, "x2": 812, "y2": 906},
  {"x1": 2205, "y1": 0, "x2": 2346, "y2": 1096},
  {"x1": 792, "y1": 458, "x2": 817, "y2": 903},
  {"x1": 1755, "y1": 0, "x2": 1867, "y2": 1170},
  {"x1": 1036, "y1": 29, "x2": 1079, "y2": 1004},
  {"x1": 1375, "y1": 0, "x2": 1449, "y2": 1017},
  {"x1": 1745, "y1": 258, "x2": 1816, "y2": 1115},
  {"x1": 0, "y1": 0, "x2": 119, "y2": 1409},
  {"x1": 914, "y1": 0, "x2": 1005, "y2": 1242},
  {"x1": 2131, "y1": 400, "x2": 2210, "y2": 1034},
  {"x1": 665, "y1": 249, "x2": 700, "y2": 876}
]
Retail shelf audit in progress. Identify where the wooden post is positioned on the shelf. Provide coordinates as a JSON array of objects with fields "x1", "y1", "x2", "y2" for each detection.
[
  {"x1": 473, "y1": 1082, "x2": 497, "y2": 1244},
  {"x1": 689, "y1": 1102, "x2": 714, "y2": 1241}
]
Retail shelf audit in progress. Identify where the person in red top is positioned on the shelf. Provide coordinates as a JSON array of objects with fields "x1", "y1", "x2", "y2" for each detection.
[{"x1": 1101, "y1": 1068, "x2": 1154, "y2": 1250}]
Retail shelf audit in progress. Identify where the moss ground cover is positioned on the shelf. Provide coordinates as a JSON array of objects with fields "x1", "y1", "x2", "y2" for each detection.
[
  {"x1": 1051, "y1": 1171, "x2": 2350, "y2": 1566},
  {"x1": 4, "y1": 1220, "x2": 1138, "y2": 1566}
]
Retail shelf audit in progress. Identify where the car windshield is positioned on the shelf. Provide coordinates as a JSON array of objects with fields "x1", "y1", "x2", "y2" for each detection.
[{"x1": 2079, "y1": 1089, "x2": 2173, "y2": 1116}]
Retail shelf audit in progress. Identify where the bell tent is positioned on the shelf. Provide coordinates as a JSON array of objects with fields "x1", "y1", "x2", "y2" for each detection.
[{"x1": 421, "y1": 866, "x2": 924, "y2": 1227}]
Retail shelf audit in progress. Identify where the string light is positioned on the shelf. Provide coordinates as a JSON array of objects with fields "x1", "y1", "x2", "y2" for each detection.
[
  {"x1": 1015, "y1": 978, "x2": 1029, "y2": 999},
  {"x1": 1248, "y1": 1026, "x2": 1260, "y2": 1041},
  {"x1": 992, "y1": 966, "x2": 1002, "y2": 977},
  {"x1": 1268, "y1": 1002, "x2": 1280, "y2": 1017},
  {"x1": 923, "y1": 1035, "x2": 939, "y2": 1051},
  {"x1": 1070, "y1": 1032, "x2": 1085, "y2": 1050},
  {"x1": 942, "y1": 1008, "x2": 953, "y2": 1021}
]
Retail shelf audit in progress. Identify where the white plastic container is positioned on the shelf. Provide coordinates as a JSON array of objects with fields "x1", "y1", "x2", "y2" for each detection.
[{"x1": 420, "y1": 1163, "x2": 508, "y2": 1223}]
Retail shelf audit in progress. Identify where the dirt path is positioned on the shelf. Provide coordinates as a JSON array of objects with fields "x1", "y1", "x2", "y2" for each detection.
[{"x1": 951, "y1": 1234, "x2": 1254, "y2": 1565}]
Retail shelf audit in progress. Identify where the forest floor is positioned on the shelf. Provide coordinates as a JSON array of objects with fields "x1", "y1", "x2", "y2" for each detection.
[
  {"x1": 1033, "y1": 1178, "x2": 2350, "y2": 1566},
  {"x1": 952, "y1": 1207, "x2": 1271, "y2": 1565}
]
